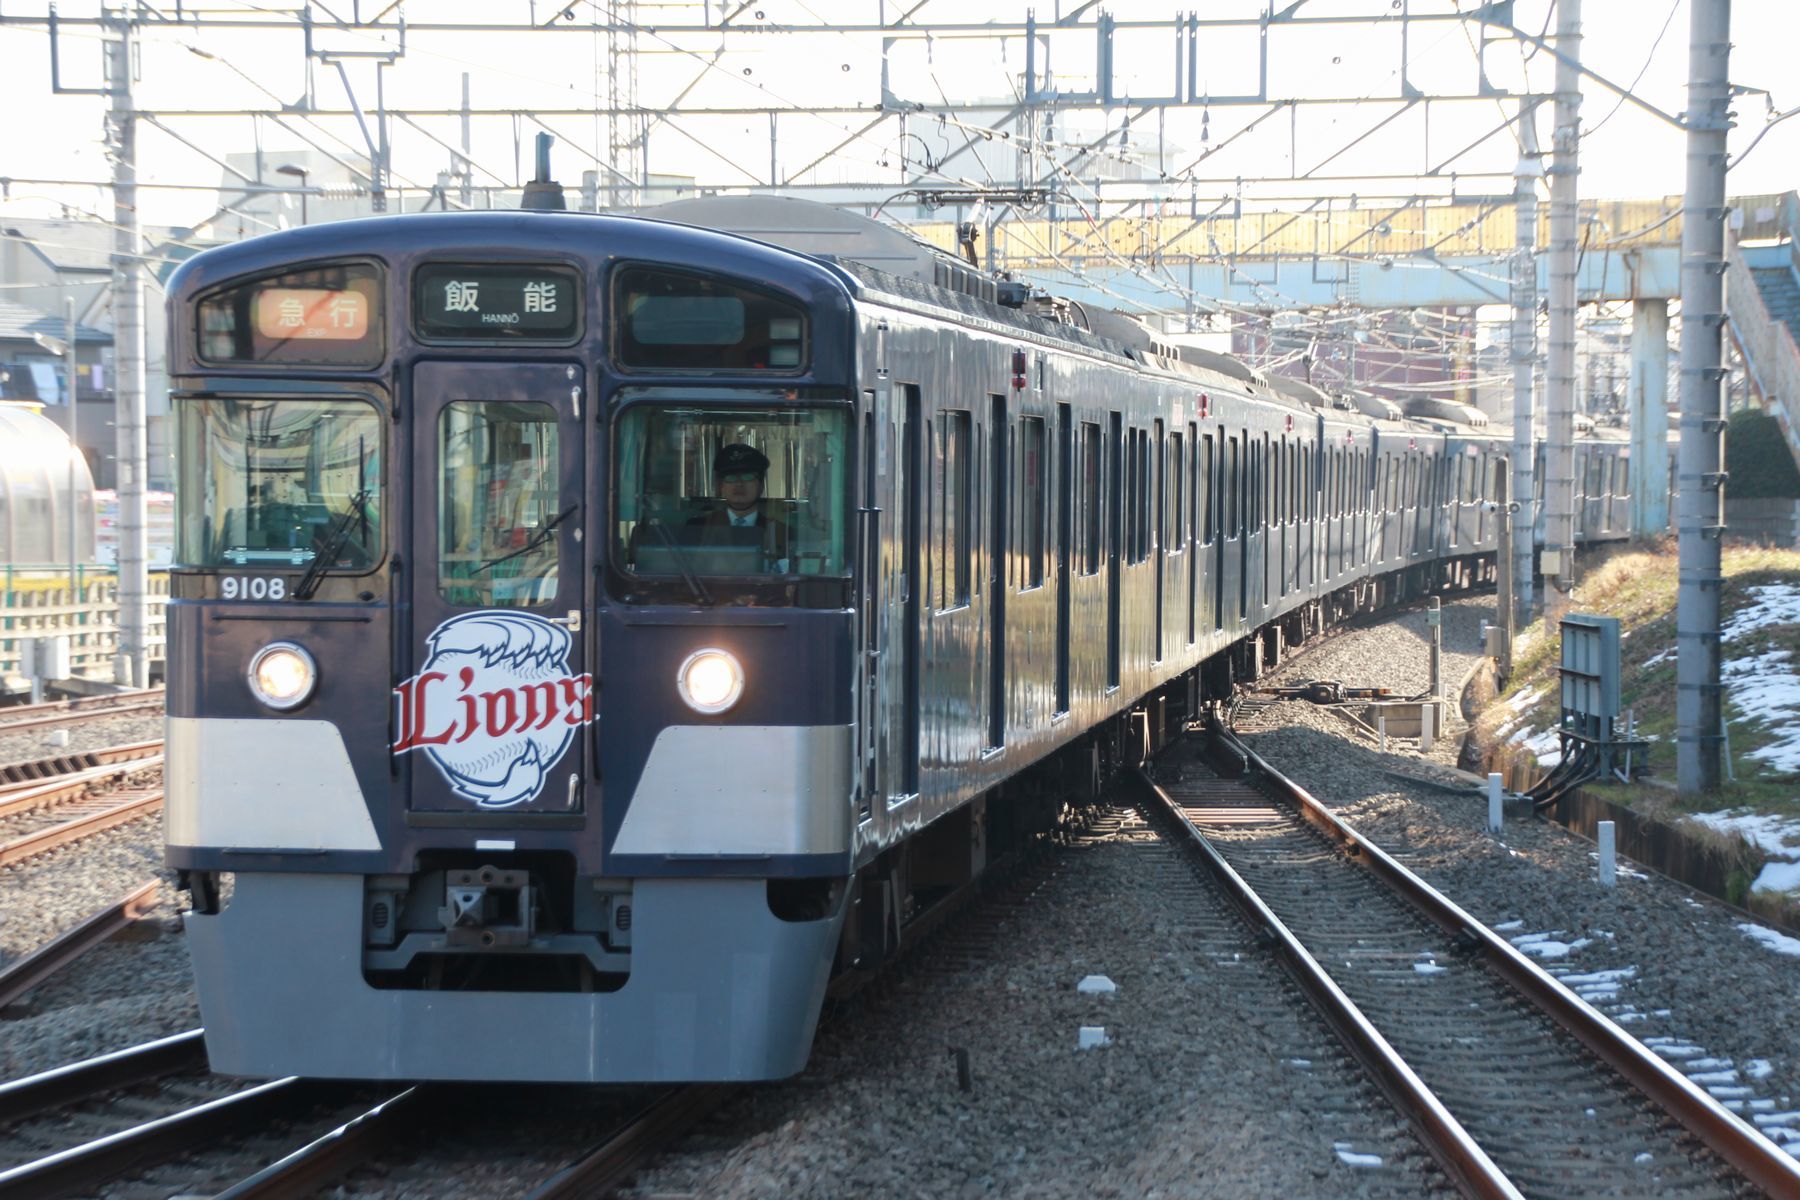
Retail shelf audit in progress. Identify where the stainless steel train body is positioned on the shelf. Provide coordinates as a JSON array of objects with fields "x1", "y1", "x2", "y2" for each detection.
[{"x1": 164, "y1": 201, "x2": 1631, "y2": 1083}]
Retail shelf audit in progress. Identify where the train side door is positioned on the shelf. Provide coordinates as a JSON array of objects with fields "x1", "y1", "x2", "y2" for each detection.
[
  {"x1": 881, "y1": 383, "x2": 922, "y2": 805},
  {"x1": 987, "y1": 392, "x2": 1008, "y2": 748},
  {"x1": 857, "y1": 394, "x2": 880, "y2": 818},
  {"x1": 397, "y1": 361, "x2": 591, "y2": 816}
]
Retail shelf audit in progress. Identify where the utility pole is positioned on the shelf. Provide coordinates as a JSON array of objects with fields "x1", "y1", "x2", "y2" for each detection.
[
  {"x1": 65, "y1": 296, "x2": 79, "y2": 595},
  {"x1": 1511, "y1": 100, "x2": 1541, "y2": 627},
  {"x1": 1676, "y1": 0, "x2": 1733, "y2": 795},
  {"x1": 106, "y1": 9, "x2": 150, "y2": 688},
  {"x1": 1543, "y1": 0, "x2": 1582, "y2": 613}
]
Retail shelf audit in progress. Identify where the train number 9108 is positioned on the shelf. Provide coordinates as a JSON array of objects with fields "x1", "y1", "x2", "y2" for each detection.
[{"x1": 221, "y1": 576, "x2": 289, "y2": 601}]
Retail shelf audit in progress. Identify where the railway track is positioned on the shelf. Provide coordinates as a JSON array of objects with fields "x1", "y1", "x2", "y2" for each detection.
[
  {"x1": 1136, "y1": 714, "x2": 1800, "y2": 1198},
  {"x1": 0, "y1": 783, "x2": 164, "y2": 867},
  {"x1": 0, "y1": 879, "x2": 162, "y2": 1009},
  {"x1": 0, "y1": 690, "x2": 165, "y2": 734},
  {"x1": 0, "y1": 739, "x2": 164, "y2": 794}
]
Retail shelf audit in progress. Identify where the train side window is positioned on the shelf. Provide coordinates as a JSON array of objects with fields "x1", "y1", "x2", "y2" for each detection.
[
  {"x1": 1169, "y1": 429, "x2": 1185, "y2": 549},
  {"x1": 1020, "y1": 415, "x2": 1046, "y2": 589},
  {"x1": 1154, "y1": 421, "x2": 1166, "y2": 556},
  {"x1": 937, "y1": 409, "x2": 972, "y2": 610},
  {"x1": 1080, "y1": 421, "x2": 1102, "y2": 575},
  {"x1": 1136, "y1": 427, "x2": 1153, "y2": 561},
  {"x1": 438, "y1": 402, "x2": 560, "y2": 607},
  {"x1": 1200, "y1": 433, "x2": 1214, "y2": 544},
  {"x1": 1225, "y1": 436, "x2": 1241, "y2": 537}
]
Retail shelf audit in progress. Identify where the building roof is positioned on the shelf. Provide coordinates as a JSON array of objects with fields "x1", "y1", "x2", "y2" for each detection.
[{"x1": 0, "y1": 298, "x2": 111, "y2": 345}]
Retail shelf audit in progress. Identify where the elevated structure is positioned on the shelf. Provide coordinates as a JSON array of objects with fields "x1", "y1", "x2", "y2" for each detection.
[{"x1": 907, "y1": 194, "x2": 1798, "y2": 311}]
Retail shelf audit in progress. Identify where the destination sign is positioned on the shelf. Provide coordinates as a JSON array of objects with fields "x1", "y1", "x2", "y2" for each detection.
[
  {"x1": 254, "y1": 288, "x2": 370, "y2": 341},
  {"x1": 414, "y1": 264, "x2": 581, "y2": 341}
]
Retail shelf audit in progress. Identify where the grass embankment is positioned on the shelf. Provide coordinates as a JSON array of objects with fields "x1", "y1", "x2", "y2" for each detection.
[{"x1": 1477, "y1": 540, "x2": 1800, "y2": 920}]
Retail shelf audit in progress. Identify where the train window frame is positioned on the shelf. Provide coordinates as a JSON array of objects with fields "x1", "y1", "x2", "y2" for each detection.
[
  {"x1": 1079, "y1": 421, "x2": 1102, "y2": 576},
  {"x1": 436, "y1": 400, "x2": 563, "y2": 609},
  {"x1": 1169, "y1": 428, "x2": 1185, "y2": 552},
  {"x1": 411, "y1": 261, "x2": 584, "y2": 346},
  {"x1": 1200, "y1": 433, "x2": 1214, "y2": 545},
  {"x1": 936, "y1": 408, "x2": 973, "y2": 611},
  {"x1": 612, "y1": 263, "x2": 809, "y2": 375},
  {"x1": 194, "y1": 259, "x2": 385, "y2": 370},
  {"x1": 608, "y1": 390, "x2": 854, "y2": 600},
  {"x1": 173, "y1": 392, "x2": 386, "y2": 576},
  {"x1": 1225, "y1": 435, "x2": 1241, "y2": 539},
  {"x1": 1019, "y1": 414, "x2": 1047, "y2": 591}
]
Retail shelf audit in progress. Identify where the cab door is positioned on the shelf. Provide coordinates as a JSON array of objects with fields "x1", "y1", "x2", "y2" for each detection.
[{"x1": 395, "y1": 361, "x2": 592, "y2": 815}]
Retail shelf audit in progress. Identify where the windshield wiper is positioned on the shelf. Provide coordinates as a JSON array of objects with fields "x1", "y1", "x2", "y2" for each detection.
[
  {"x1": 293, "y1": 489, "x2": 371, "y2": 600},
  {"x1": 645, "y1": 517, "x2": 712, "y2": 605},
  {"x1": 472, "y1": 505, "x2": 577, "y2": 575}
]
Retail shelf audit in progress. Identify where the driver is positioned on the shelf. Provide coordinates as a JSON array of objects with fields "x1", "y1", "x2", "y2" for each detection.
[{"x1": 688, "y1": 442, "x2": 789, "y2": 572}]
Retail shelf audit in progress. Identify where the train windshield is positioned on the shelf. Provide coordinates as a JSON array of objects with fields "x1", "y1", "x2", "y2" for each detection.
[
  {"x1": 613, "y1": 399, "x2": 850, "y2": 587},
  {"x1": 174, "y1": 397, "x2": 382, "y2": 570}
]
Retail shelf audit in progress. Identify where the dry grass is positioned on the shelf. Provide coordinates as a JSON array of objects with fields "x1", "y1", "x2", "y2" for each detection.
[{"x1": 1488, "y1": 542, "x2": 1800, "y2": 822}]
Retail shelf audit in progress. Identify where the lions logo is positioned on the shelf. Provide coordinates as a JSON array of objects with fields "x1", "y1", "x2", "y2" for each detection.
[{"x1": 393, "y1": 611, "x2": 594, "y2": 808}]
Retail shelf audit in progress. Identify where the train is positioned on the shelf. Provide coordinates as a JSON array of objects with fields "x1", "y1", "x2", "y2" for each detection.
[{"x1": 163, "y1": 192, "x2": 1631, "y2": 1082}]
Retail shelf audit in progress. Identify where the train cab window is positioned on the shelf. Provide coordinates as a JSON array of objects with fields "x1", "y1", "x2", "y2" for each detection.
[
  {"x1": 175, "y1": 398, "x2": 382, "y2": 572},
  {"x1": 1020, "y1": 416, "x2": 1046, "y2": 588},
  {"x1": 438, "y1": 403, "x2": 561, "y2": 607},
  {"x1": 196, "y1": 262, "x2": 383, "y2": 368},
  {"x1": 611, "y1": 397, "x2": 850, "y2": 599},
  {"x1": 615, "y1": 266, "x2": 806, "y2": 372}
]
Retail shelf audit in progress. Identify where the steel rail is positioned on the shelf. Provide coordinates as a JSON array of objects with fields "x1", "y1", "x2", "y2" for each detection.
[
  {"x1": 526, "y1": 1086, "x2": 734, "y2": 1200},
  {"x1": 1132, "y1": 766, "x2": 1522, "y2": 1200},
  {"x1": 1221, "y1": 723, "x2": 1800, "y2": 1198},
  {"x1": 0, "y1": 755, "x2": 164, "y2": 816},
  {"x1": 0, "y1": 788, "x2": 164, "y2": 868},
  {"x1": 0, "y1": 1077, "x2": 332, "y2": 1200},
  {"x1": 0, "y1": 690, "x2": 163, "y2": 725},
  {"x1": 0, "y1": 1030, "x2": 207, "y2": 1126},
  {"x1": 213, "y1": 1086, "x2": 432, "y2": 1199},
  {"x1": 0, "y1": 739, "x2": 165, "y2": 791},
  {"x1": 0, "y1": 880, "x2": 161, "y2": 1009}
]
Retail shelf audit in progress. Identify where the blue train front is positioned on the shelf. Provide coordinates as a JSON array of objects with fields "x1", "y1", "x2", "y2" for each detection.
[{"x1": 165, "y1": 213, "x2": 860, "y2": 1081}]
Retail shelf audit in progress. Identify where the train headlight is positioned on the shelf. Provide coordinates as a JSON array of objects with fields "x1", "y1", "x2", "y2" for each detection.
[
  {"x1": 248, "y1": 641, "x2": 317, "y2": 711},
  {"x1": 677, "y1": 647, "x2": 743, "y2": 715}
]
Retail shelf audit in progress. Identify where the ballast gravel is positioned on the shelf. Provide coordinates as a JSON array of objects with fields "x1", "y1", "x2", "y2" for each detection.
[
  {"x1": 616, "y1": 810, "x2": 1447, "y2": 1200},
  {"x1": 0, "y1": 711, "x2": 166, "y2": 768},
  {"x1": 1240, "y1": 594, "x2": 1800, "y2": 1164},
  {"x1": 0, "y1": 809, "x2": 196, "y2": 1082}
]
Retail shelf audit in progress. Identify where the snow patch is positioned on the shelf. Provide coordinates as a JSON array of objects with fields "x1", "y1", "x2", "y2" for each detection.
[
  {"x1": 1722, "y1": 583, "x2": 1800, "y2": 642},
  {"x1": 1737, "y1": 922, "x2": 1800, "y2": 957},
  {"x1": 1333, "y1": 1144, "x2": 1384, "y2": 1168},
  {"x1": 1510, "y1": 931, "x2": 1591, "y2": 959}
]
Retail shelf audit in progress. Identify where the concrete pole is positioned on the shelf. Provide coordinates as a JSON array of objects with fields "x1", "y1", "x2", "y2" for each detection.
[
  {"x1": 65, "y1": 296, "x2": 79, "y2": 594},
  {"x1": 1629, "y1": 299, "x2": 1672, "y2": 536},
  {"x1": 107, "y1": 14, "x2": 149, "y2": 688},
  {"x1": 1543, "y1": 0, "x2": 1582, "y2": 611},
  {"x1": 1676, "y1": 0, "x2": 1733, "y2": 795},
  {"x1": 1511, "y1": 105, "x2": 1541, "y2": 625}
]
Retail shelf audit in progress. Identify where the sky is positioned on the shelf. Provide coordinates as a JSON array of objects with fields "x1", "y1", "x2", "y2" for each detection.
[{"x1": 0, "y1": 1, "x2": 1797, "y2": 232}]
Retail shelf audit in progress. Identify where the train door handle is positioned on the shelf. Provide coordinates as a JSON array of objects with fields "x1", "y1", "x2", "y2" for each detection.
[{"x1": 548, "y1": 609, "x2": 582, "y2": 632}]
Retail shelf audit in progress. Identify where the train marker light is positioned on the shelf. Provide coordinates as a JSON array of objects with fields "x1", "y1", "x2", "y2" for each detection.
[
  {"x1": 1011, "y1": 349, "x2": 1028, "y2": 391},
  {"x1": 248, "y1": 641, "x2": 317, "y2": 710},
  {"x1": 678, "y1": 647, "x2": 744, "y2": 715}
]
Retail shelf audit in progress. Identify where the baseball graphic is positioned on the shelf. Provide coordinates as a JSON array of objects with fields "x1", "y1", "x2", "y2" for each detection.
[{"x1": 393, "y1": 611, "x2": 594, "y2": 808}]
